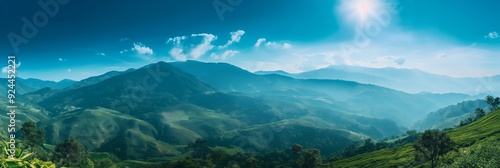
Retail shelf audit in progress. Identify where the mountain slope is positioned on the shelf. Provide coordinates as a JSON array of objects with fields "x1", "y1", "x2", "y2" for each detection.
[
  {"x1": 171, "y1": 61, "x2": 440, "y2": 127},
  {"x1": 39, "y1": 62, "x2": 215, "y2": 116},
  {"x1": 17, "y1": 78, "x2": 76, "y2": 90},
  {"x1": 333, "y1": 109, "x2": 500, "y2": 167},
  {"x1": 274, "y1": 65, "x2": 500, "y2": 95},
  {"x1": 32, "y1": 61, "x2": 408, "y2": 160},
  {"x1": 65, "y1": 68, "x2": 135, "y2": 90},
  {"x1": 412, "y1": 99, "x2": 490, "y2": 131},
  {"x1": 39, "y1": 107, "x2": 180, "y2": 159}
]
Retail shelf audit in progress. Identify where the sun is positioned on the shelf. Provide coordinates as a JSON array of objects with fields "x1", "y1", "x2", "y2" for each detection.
[{"x1": 337, "y1": 0, "x2": 383, "y2": 26}]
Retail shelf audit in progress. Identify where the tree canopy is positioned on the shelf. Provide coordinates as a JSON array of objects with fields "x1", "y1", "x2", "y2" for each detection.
[{"x1": 414, "y1": 130, "x2": 454, "y2": 168}]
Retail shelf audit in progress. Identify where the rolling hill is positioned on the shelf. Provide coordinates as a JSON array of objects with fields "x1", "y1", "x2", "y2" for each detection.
[
  {"x1": 23, "y1": 61, "x2": 410, "y2": 160},
  {"x1": 412, "y1": 99, "x2": 490, "y2": 131},
  {"x1": 171, "y1": 61, "x2": 445, "y2": 127},
  {"x1": 333, "y1": 108, "x2": 500, "y2": 167}
]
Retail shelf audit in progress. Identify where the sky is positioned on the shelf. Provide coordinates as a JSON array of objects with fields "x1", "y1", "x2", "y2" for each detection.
[{"x1": 1, "y1": 0, "x2": 499, "y2": 81}]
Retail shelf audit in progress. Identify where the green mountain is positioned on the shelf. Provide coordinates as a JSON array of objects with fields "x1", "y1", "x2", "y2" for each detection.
[
  {"x1": 65, "y1": 68, "x2": 135, "y2": 90},
  {"x1": 27, "y1": 61, "x2": 407, "y2": 160},
  {"x1": 0, "y1": 98, "x2": 50, "y2": 138},
  {"x1": 334, "y1": 108, "x2": 500, "y2": 167},
  {"x1": 38, "y1": 62, "x2": 215, "y2": 116},
  {"x1": 0, "y1": 78, "x2": 75, "y2": 95},
  {"x1": 412, "y1": 99, "x2": 490, "y2": 131},
  {"x1": 17, "y1": 78, "x2": 76, "y2": 90},
  {"x1": 171, "y1": 60, "x2": 442, "y2": 127}
]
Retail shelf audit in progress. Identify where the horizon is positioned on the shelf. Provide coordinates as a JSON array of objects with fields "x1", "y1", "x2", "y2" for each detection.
[
  {"x1": 8, "y1": 60, "x2": 500, "y2": 82},
  {"x1": 1, "y1": 0, "x2": 500, "y2": 81}
]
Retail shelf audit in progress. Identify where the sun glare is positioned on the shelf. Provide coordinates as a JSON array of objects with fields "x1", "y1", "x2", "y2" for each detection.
[{"x1": 338, "y1": 0, "x2": 383, "y2": 26}]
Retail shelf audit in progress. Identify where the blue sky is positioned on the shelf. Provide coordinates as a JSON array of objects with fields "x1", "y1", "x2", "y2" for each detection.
[{"x1": 1, "y1": 0, "x2": 499, "y2": 81}]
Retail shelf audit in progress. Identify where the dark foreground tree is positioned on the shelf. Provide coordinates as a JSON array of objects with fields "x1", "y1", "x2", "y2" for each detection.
[
  {"x1": 486, "y1": 95, "x2": 500, "y2": 111},
  {"x1": 52, "y1": 137, "x2": 88, "y2": 167},
  {"x1": 21, "y1": 121, "x2": 45, "y2": 153},
  {"x1": 300, "y1": 149, "x2": 321, "y2": 168},
  {"x1": 475, "y1": 108, "x2": 486, "y2": 120},
  {"x1": 414, "y1": 130, "x2": 454, "y2": 168},
  {"x1": 187, "y1": 138, "x2": 211, "y2": 160}
]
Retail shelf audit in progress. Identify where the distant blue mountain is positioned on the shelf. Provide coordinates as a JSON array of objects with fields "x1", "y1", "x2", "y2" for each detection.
[{"x1": 257, "y1": 65, "x2": 500, "y2": 95}]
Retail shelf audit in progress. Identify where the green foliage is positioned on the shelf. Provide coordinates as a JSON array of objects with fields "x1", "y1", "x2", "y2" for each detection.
[
  {"x1": 444, "y1": 140, "x2": 500, "y2": 168},
  {"x1": 3, "y1": 158, "x2": 57, "y2": 168},
  {"x1": 413, "y1": 99, "x2": 489, "y2": 131},
  {"x1": 21, "y1": 121, "x2": 45, "y2": 154},
  {"x1": 459, "y1": 117, "x2": 474, "y2": 127},
  {"x1": 299, "y1": 148, "x2": 321, "y2": 168},
  {"x1": 52, "y1": 137, "x2": 88, "y2": 167},
  {"x1": 413, "y1": 130, "x2": 454, "y2": 168},
  {"x1": 475, "y1": 108, "x2": 486, "y2": 120},
  {"x1": 243, "y1": 157, "x2": 258, "y2": 168},
  {"x1": 486, "y1": 95, "x2": 500, "y2": 111},
  {"x1": 186, "y1": 138, "x2": 211, "y2": 160},
  {"x1": 1, "y1": 141, "x2": 56, "y2": 168}
]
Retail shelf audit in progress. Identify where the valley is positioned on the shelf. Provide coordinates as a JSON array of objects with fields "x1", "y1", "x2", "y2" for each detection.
[{"x1": 1, "y1": 61, "x2": 498, "y2": 167}]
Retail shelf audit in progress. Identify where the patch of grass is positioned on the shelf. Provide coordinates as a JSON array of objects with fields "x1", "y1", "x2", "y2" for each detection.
[{"x1": 333, "y1": 109, "x2": 500, "y2": 167}]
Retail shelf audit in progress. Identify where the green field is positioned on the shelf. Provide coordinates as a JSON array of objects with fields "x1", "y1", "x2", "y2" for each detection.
[{"x1": 334, "y1": 109, "x2": 500, "y2": 167}]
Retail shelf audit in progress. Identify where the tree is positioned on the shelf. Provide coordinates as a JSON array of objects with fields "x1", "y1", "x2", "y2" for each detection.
[
  {"x1": 187, "y1": 138, "x2": 211, "y2": 160},
  {"x1": 21, "y1": 121, "x2": 45, "y2": 153},
  {"x1": 358, "y1": 138, "x2": 376, "y2": 153},
  {"x1": 244, "y1": 157, "x2": 258, "y2": 168},
  {"x1": 292, "y1": 144, "x2": 303, "y2": 155},
  {"x1": 209, "y1": 149, "x2": 228, "y2": 166},
  {"x1": 475, "y1": 108, "x2": 486, "y2": 120},
  {"x1": 52, "y1": 137, "x2": 88, "y2": 167},
  {"x1": 291, "y1": 144, "x2": 303, "y2": 167},
  {"x1": 414, "y1": 130, "x2": 454, "y2": 168},
  {"x1": 299, "y1": 149, "x2": 321, "y2": 168},
  {"x1": 486, "y1": 95, "x2": 500, "y2": 111}
]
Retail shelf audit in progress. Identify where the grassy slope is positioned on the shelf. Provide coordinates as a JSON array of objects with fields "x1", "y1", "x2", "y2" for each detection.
[{"x1": 333, "y1": 109, "x2": 500, "y2": 168}]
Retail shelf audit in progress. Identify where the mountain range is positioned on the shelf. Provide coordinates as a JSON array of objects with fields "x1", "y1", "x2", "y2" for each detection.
[
  {"x1": 256, "y1": 65, "x2": 500, "y2": 95},
  {"x1": 1, "y1": 60, "x2": 496, "y2": 161}
]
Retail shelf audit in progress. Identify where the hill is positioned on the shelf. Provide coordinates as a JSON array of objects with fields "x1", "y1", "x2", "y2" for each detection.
[
  {"x1": 65, "y1": 68, "x2": 135, "y2": 90},
  {"x1": 17, "y1": 78, "x2": 76, "y2": 90},
  {"x1": 412, "y1": 99, "x2": 490, "y2": 131},
  {"x1": 171, "y1": 61, "x2": 443, "y2": 127},
  {"x1": 333, "y1": 108, "x2": 500, "y2": 167},
  {"x1": 31, "y1": 61, "x2": 406, "y2": 160}
]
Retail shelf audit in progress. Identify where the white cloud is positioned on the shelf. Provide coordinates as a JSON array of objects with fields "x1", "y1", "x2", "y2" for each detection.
[
  {"x1": 58, "y1": 58, "x2": 65, "y2": 61},
  {"x1": 255, "y1": 38, "x2": 266, "y2": 47},
  {"x1": 265, "y1": 41, "x2": 292, "y2": 49},
  {"x1": 167, "y1": 36, "x2": 187, "y2": 45},
  {"x1": 265, "y1": 42, "x2": 278, "y2": 48},
  {"x1": 190, "y1": 33, "x2": 217, "y2": 59},
  {"x1": 227, "y1": 30, "x2": 500, "y2": 79},
  {"x1": 484, "y1": 32, "x2": 499, "y2": 39},
  {"x1": 219, "y1": 30, "x2": 245, "y2": 49},
  {"x1": 2, "y1": 62, "x2": 21, "y2": 73},
  {"x1": 132, "y1": 42, "x2": 154, "y2": 56},
  {"x1": 97, "y1": 52, "x2": 106, "y2": 56},
  {"x1": 211, "y1": 50, "x2": 239, "y2": 60},
  {"x1": 283, "y1": 43, "x2": 292, "y2": 49},
  {"x1": 67, "y1": 69, "x2": 72, "y2": 72},
  {"x1": 166, "y1": 36, "x2": 189, "y2": 61},
  {"x1": 119, "y1": 50, "x2": 128, "y2": 54},
  {"x1": 169, "y1": 47, "x2": 188, "y2": 61}
]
